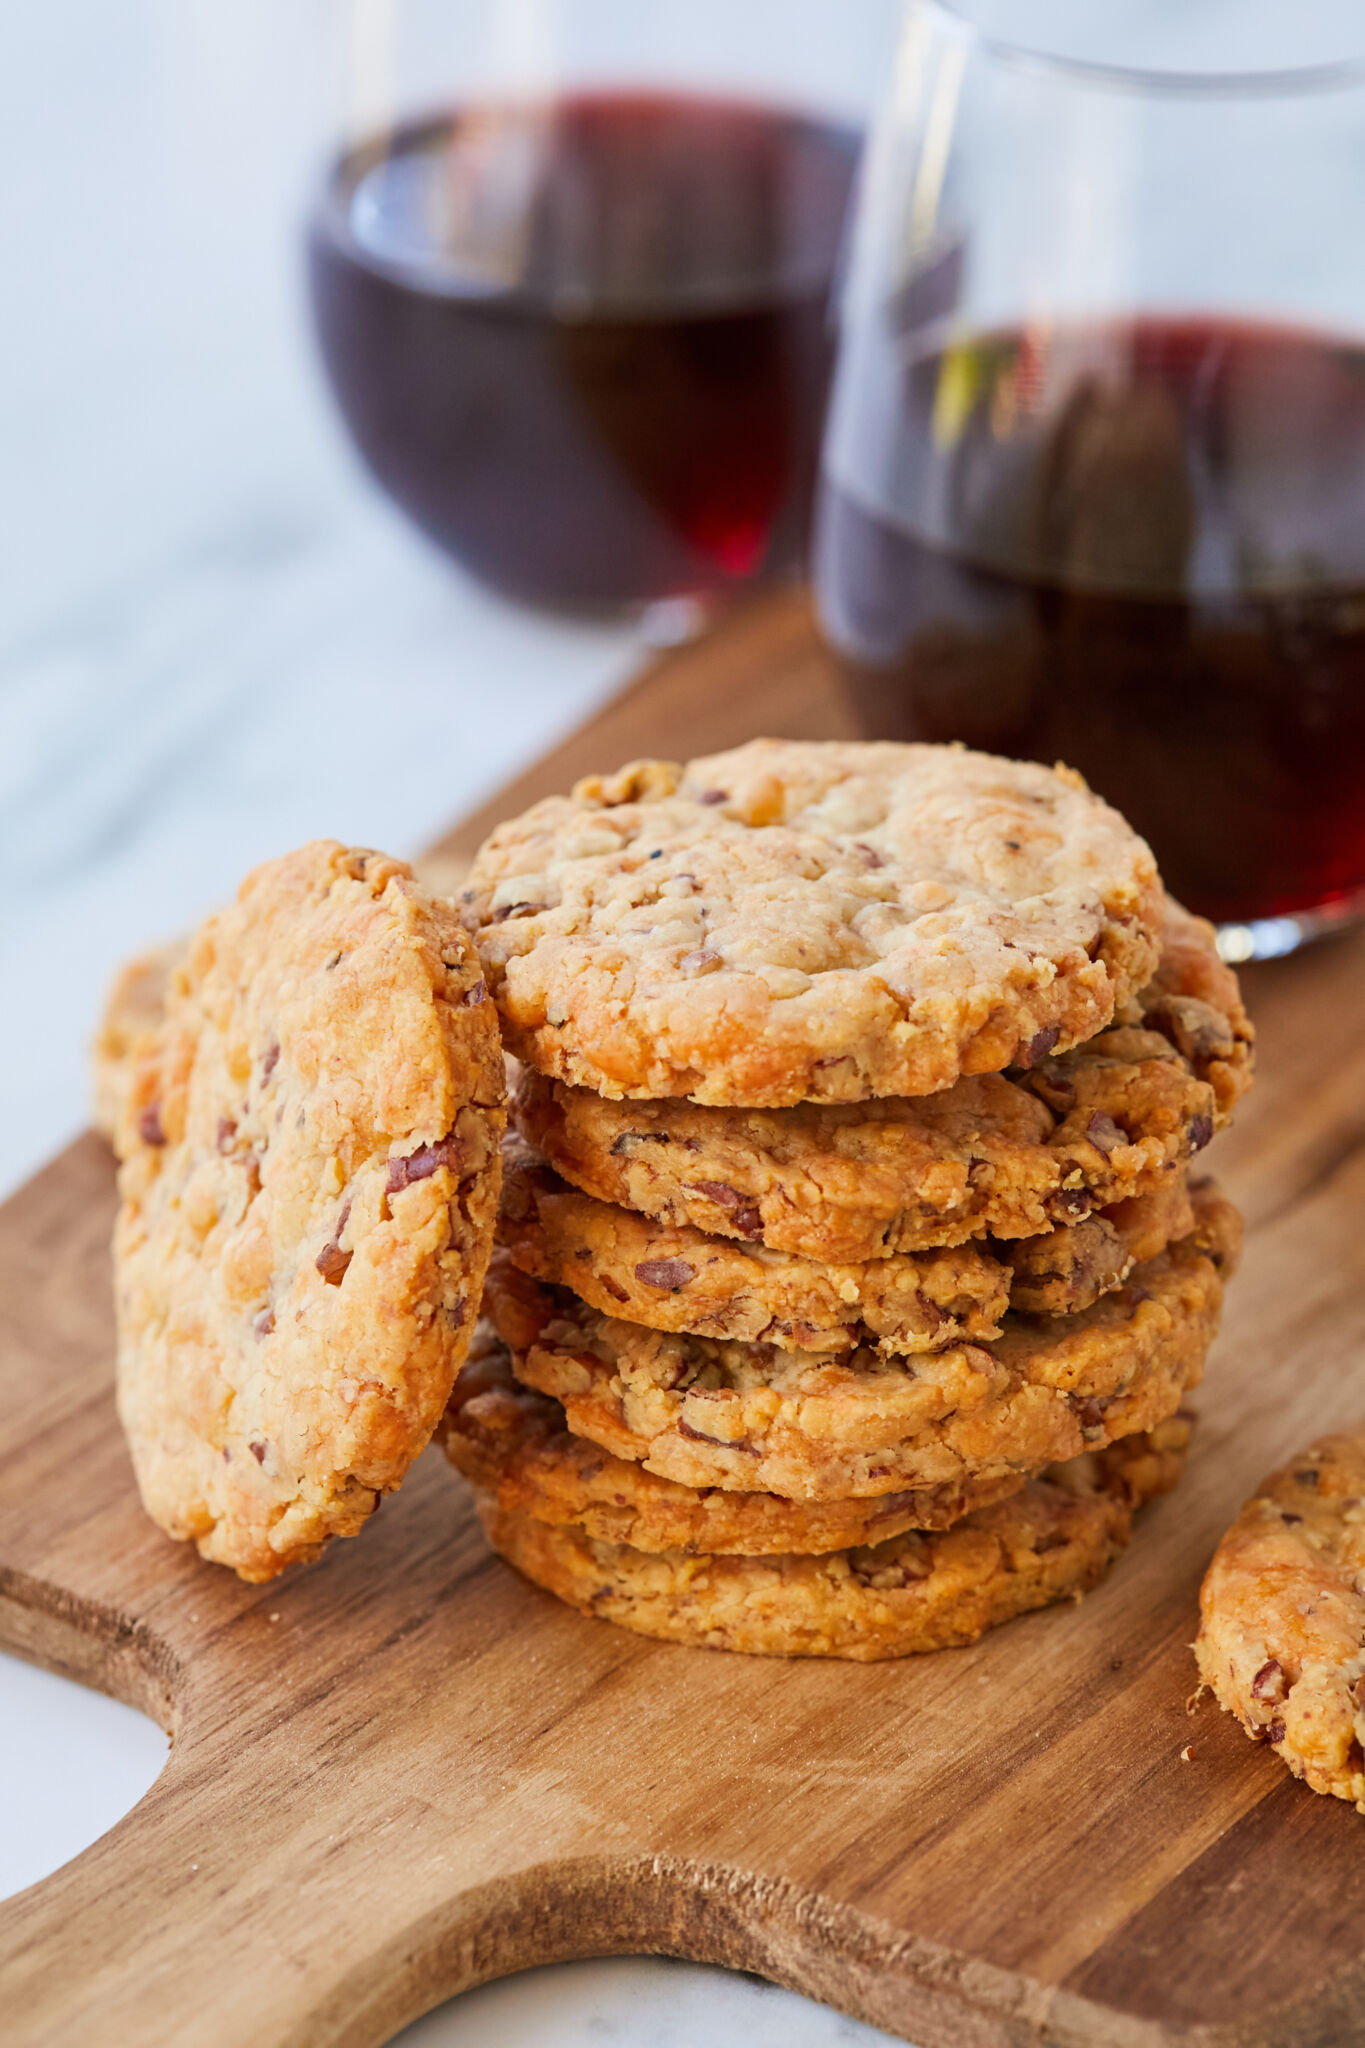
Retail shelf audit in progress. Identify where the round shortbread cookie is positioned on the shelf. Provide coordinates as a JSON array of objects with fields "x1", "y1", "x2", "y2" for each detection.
[
  {"x1": 463, "y1": 738, "x2": 1164, "y2": 1106},
  {"x1": 1195, "y1": 1433, "x2": 1365, "y2": 1814},
  {"x1": 483, "y1": 1185, "x2": 1238, "y2": 1501},
  {"x1": 443, "y1": 1329, "x2": 1028, "y2": 1555},
  {"x1": 115, "y1": 841, "x2": 506, "y2": 1582},
  {"x1": 476, "y1": 1414, "x2": 1192, "y2": 1659},
  {"x1": 93, "y1": 940, "x2": 182, "y2": 1143},
  {"x1": 511, "y1": 901, "x2": 1251, "y2": 1259},
  {"x1": 499, "y1": 1139, "x2": 1195, "y2": 1354}
]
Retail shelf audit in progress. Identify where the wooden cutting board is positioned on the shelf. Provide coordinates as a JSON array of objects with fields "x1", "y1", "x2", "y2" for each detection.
[{"x1": 4, "y1": 590, "x2": 1365, "y2": 2048}]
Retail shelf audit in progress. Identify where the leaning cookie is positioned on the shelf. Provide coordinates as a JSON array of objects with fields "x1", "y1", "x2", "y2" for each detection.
[
  {"x1": 464, "y1": 739, "x2": 1164, "y2": 1105},
  {"x1": 1195, "y1": 1433, "x2": 1365, "y2": 1813},
  {"x1": 485, "y1": 1186, "x2": 1238, "y2": 1501},
  {"x1": 511, "y1": 901, "x2": 1251, "y2": 1261},
  {"x1": 443, "y1": 1329, "x2": 1027, "y2": 1555},
  {"x1": 476, "y1": 1414, "x2": 1192, "y2": 1659},
  {"x1": 499, "y1": 1138, "x2": 1195, "y2": 1353},
  {"x1": 114, "y1": 841, "x2": 506, "y2": 1581}
]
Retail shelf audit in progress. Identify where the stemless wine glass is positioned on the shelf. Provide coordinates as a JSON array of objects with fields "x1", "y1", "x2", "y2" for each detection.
[
  {"x1": 815, "y1": 0, "x2": 1365, "y2": 957},
  {"x1": 308, "y1": 0, "x2": 891, "y2": 627}
]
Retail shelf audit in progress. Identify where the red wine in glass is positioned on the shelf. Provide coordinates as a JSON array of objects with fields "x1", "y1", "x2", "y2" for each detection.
[
  {"x1": 308, "y1": 91, "x2": 859, "y2": 613},
  {"x1": 816, "y1": 315, "x2": 1365, "y2": 929}
]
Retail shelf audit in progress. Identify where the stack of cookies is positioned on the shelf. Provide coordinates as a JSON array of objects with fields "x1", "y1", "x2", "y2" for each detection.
[{"x1": 446, "y1": 739, "x2": 1253, "y2": 1659}]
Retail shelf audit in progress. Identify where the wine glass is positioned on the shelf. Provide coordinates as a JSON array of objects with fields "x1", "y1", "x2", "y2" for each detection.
[
  {"x1": 815, "y1": 0, "x2": 1365, "y2": 958},
  {"x1": 307, "y1": 0, "x2": 891, "y2": 628}
]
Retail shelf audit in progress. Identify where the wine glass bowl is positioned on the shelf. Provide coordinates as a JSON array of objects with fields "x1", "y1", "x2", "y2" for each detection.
[
  {"x1": 815, "y1": 0, "x2": 1365, "y2": 954},
  {"x1": 307, "y1": 3, "x2": 873, "y2": 619}
]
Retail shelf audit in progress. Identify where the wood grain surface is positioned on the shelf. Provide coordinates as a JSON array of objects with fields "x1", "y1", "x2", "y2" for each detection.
[{"x1": 3, "y1": 591, "x2": 1365, "y2": 2048}]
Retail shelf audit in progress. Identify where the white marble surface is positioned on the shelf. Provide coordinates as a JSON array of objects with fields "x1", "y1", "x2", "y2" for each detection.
[
  {"x1": 0, "y1": 3, "x2": 905, "y2": 2042},
  {"x1": 0, "y1": 1, "x2": 647, "y2": 1207}
]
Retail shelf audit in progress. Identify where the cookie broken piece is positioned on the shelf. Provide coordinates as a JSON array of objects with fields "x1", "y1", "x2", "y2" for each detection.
[
  {"x1": 484, "y1": 1184, "x2": 1238, "y2": 1501},
  {"x1": 499, "y1": 1138, "x2": 1195, "y2": 1353},
  {"x1": 444, "y1": 1328, "x2": 1027, "y2": 1555},
  {"x1": 476, "y1": 1413, "x2": 1193, "y2": 1659},
  {"x1": 114, "y1": 840, "x2": 506, "y2": 1581},
  {"x1": 1195, "y1": 1432, "x2": 1365, "y2": 1813},
  {"x1": 464, "y1": 738, "x2": 1165, "y2": 1106},
  {"x1": 510, "y1": 900, "x2": 1251, "y2": 1260}
]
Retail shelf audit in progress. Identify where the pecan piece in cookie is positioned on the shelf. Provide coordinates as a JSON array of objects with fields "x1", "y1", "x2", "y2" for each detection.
[{"x1": 1004, "y1": 1174, "x2": 1194, "y2": 1316}]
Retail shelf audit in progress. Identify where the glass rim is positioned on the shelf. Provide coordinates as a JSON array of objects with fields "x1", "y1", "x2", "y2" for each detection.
[{"x1": 920, "y1": 0, "x2": 1365, "y2": 98}]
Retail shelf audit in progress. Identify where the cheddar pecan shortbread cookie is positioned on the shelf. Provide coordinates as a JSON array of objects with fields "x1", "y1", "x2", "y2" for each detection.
[
  {"x1": 477, "y1": 1414, "x2": 1193, "y2": 1659},
  {"x1": 443, "y1": 1329, "x2": 1026, "y2": 1555},
  {"x1": 484, "y1": 1186, "x2": 1238, "y2": 1500},
  {"x1": 511, "y1": 902, "x2": 1250, "y2": 1259},
  {"x1": 93, "y1": 940, "x2": 184, "y2": 1143},
  {"x1": 464, "y1": 739, "x2": 1164, "y2": 1105},
  {"x1": 115, "y1": 841, "x2": 505, "y2": 1581},
  {"x1": 499, "y1": 1140, "x2": 1194, "y2": 1353},
  {"x1": 1195, "y1": 1433, "x2": 1365, "y2": 1813}
]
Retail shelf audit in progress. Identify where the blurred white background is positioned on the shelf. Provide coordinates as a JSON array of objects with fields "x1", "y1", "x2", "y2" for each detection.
[
  {"x1": 0, "y1": 2, "x2": 901, "y2": 2042},
  {"x1": 0, "y1": 1, "x2": 643, "y2": 1204}
]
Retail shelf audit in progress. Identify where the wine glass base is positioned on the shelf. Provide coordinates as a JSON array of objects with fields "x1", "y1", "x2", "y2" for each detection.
[
  {"x1": 1216, "y1": 888, "x2": 1365, "y2": 963},
  {"x1": 637, "y1": 593, "x2": 718, "y2": 648}
]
